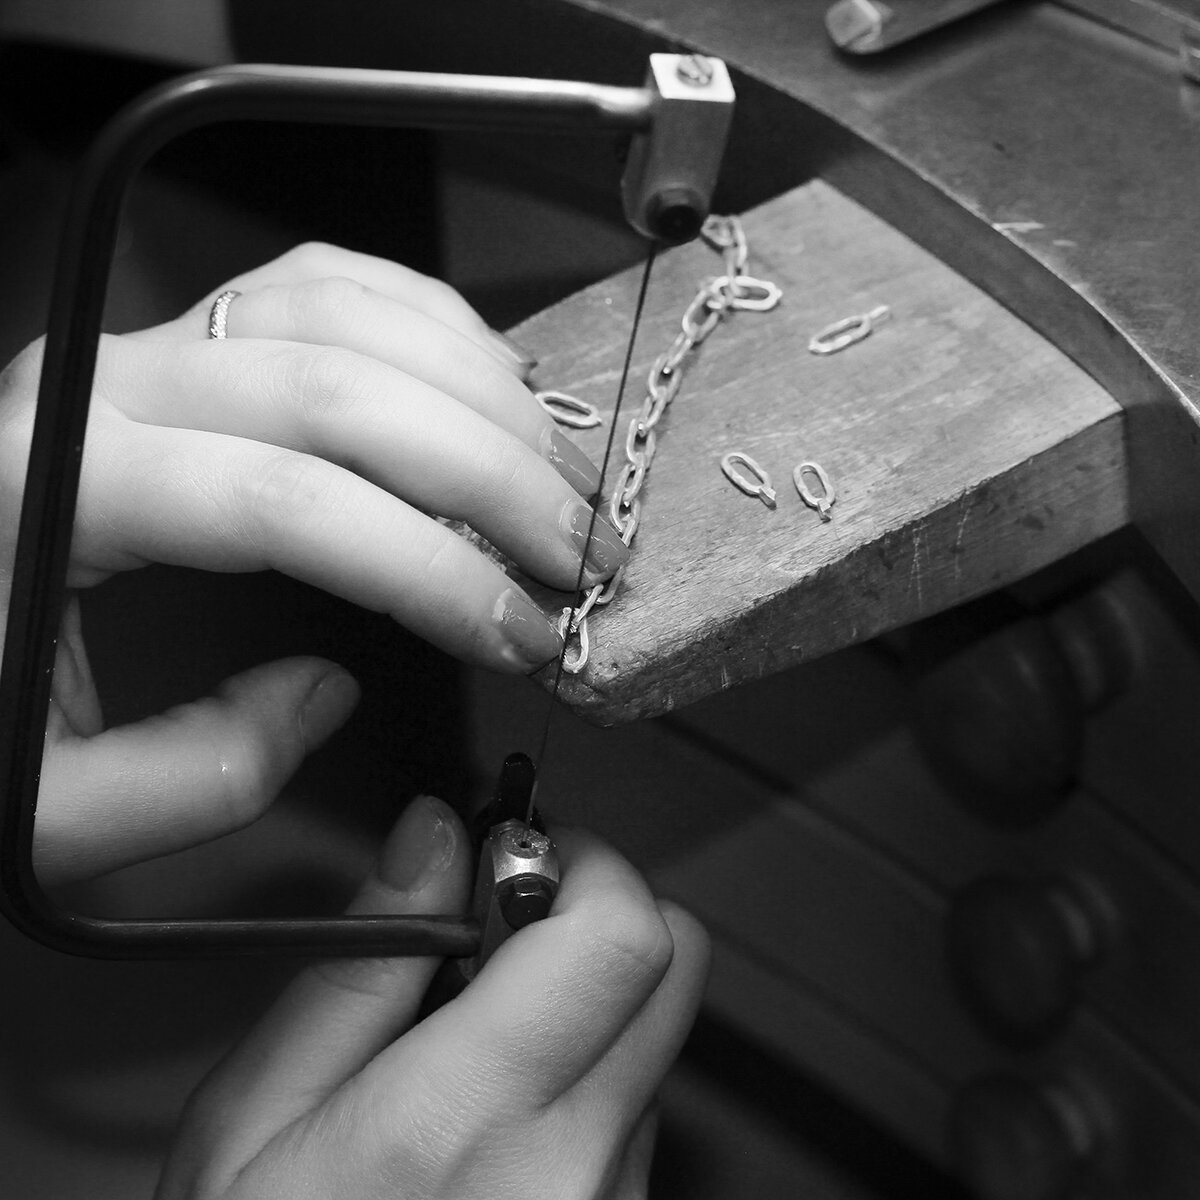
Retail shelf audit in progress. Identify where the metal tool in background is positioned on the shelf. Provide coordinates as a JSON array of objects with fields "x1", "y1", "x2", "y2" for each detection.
[
  {"x1": 0, "y1": 55, "x2": 734, "y2": 961},
  {"x1": 826, "y1": 0, "x2": 1200, "y2": 76},
  {"x1": 825, "y1": 0, "x2": 1010, "y2": 54}
]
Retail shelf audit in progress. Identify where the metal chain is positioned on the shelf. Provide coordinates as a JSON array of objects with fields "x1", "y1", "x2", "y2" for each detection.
[{"x1": 557, "y1": 215, "x2": 783, "y2": 673}]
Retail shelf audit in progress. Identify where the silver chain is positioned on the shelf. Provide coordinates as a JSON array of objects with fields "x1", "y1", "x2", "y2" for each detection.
[{"x1": 557, "y1": 215, "x2": 783, "y2": 673}]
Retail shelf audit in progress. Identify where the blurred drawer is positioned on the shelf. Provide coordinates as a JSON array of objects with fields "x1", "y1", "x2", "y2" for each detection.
[{"x1": 654, "y1": 795, "x2": 1200, "y2": 1198}]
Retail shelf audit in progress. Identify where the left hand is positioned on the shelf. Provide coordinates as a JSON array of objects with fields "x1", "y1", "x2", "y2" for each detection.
[{"x1": 0, "y1": 242, "x2": 625, "y2": 884}]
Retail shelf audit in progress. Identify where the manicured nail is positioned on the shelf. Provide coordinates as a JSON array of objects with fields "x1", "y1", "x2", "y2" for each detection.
[
  {"x1": 562, "y1": 500, "x2": 630, "y2": 580},
  {"x1": 300, "y1": 667, "x2": 361, "y2": 750},
  {"x1": 378, "y1": 795, "x2": 456, "y2": 891},
  {"x1": 492, "y1": 587, "x2": 563, "y2": 672},
  {"x1": 485, "y1": 328, "x2": 538, "y2": 379},
  {"x1": 540, "y1": 425, "x2": 601, "y2": 496}
]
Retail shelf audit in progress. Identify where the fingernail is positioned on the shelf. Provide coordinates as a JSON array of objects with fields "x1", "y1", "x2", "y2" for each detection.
[
  {"x1": 562, "y1": 500, "x2": 630, "y2": 581},
  {"x1": 540, "y1": 426, "x2": 601, "y2": 496},
  {"x1": 492, "y1": 587, "x2": 563, "y2": 672},
  {"x1": 300, "y1": 667, "x2": 361, "y2": 749},
  {"x1": 485, "y1": 328, "x2": 538, "y2": 379},
  {"x1": 379, "y1": 795, "x2": 456, "y2": 891}
]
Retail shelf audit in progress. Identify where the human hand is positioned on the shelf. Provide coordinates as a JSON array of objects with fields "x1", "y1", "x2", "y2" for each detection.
[
  {"x1": 0, "y1": 244, "x2": 627, "y2": 883},
  {"x1": 156, "y1": 798, "x2": 709, "y2": 1200}
]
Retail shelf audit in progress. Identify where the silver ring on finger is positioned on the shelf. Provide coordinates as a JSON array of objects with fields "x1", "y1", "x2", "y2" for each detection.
[{"x1": 207, "y1": 289, "x2": 240, "y2": 340}]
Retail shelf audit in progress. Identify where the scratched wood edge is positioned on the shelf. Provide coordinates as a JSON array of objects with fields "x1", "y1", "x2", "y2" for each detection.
[
  {"x1": 558, "y1": 420, "x2": 1125, "y2": 724},
  {"x1": 507, "y1": 180, "x2": 1128, "y2": 727}
]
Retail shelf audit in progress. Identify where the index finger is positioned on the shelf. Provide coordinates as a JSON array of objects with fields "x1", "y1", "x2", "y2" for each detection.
[{"x1": 79, "y1": 417, "x2": 566, "y2": 673}]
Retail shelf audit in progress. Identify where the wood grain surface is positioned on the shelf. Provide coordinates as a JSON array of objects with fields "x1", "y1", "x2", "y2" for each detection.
[{"x1": 511, "y1": 181, "x2": 1126, "y2": 725}]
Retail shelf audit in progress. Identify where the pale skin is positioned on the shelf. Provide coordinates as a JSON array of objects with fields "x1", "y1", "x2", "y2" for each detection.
[{"x1": 0, "y1": 244, "x2": 710, "y2": 1199}]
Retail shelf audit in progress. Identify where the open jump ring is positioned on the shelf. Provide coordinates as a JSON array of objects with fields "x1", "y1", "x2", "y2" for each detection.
[
  {"x1": 207, "y1": 289, "x2": 240, "y2": 340},
  {"x1": 720, "y1": 451, "x2": 777, "y2": 509}
]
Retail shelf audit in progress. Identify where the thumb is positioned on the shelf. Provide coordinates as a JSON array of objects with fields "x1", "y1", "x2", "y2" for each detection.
[
  {"x1": 35, "y1": 656, "x2": 359, "y2": 885},
  {"x1": 157, "y1": 795, "x2": 472, "y2": 1200}
]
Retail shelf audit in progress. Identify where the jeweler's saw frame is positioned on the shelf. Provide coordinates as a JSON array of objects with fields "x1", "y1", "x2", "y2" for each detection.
[{"x1": 0, "y1": 55, "x2": 732, "y2": 961}]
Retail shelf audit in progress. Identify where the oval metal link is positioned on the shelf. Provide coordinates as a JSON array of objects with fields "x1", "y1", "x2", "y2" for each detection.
[
  {"x1": 605, "y1": 502, "x2": 641, "y2": 577},
  {"x1": 594, "y1": 562, "x2": 627, "y2": 606},
  {"x1": 714, "y1": 273, "x2": 742, "y2": 306},
  {"x1": 721, "y1": 450, "x2": 777, "y2": 508},
  {"x1": 634, "y1": 393, "x2": 658, "y2": 434},
  {"x1": 680, "y1": 285, "x2": 725, "y2": 343},
  {"x1": 808, "y1": 304, "x2": 890, "y2": 355},
  {"x1": 646, "y1": 357, "x2": 684, "y2": 409},
  {"x1": 637, "y1": 391, "x2": 670, "y2": 436},
  {"x1": 610, "y1": 460, "x2": 641, "y2": 509},
  {"x1": 793, "y1": 460, "x2": 837, "y2": 521},
  {"x1": 558, "y1": 611, "x2": 590, "y2": 674},
  {"x1": 710, "y1": 275, "x2": 783, "y2": 312},
  {"x1": 615, "y1": 496, "x2": 642, "y2": 542},
  {"x1": 700, "y1": 214, "x2": 734, "y2": 246},
  {"x1": 625, "y1": 420, "x2": 657, "y2": 470},
  {"x1": 648, "y1": 337, "x2": 690, "y2": 396},
  {"x1": 535, "y1": 389, "x2": 603, "y2": 429},
  {"x1": 609, "y1": 486, "x2": 636, "y2": 531},
  {"x1": 571, "y1": 582, "x2": 604, "y2": 629},
  {"x1": 666, "y1": 328, "x2": 694, "y2": 363},
  {"x1": 653, "y1": 330, "x2": 693, "y2": 381},
  {"x1": 723, "y1": 239, "x2": 747, "y2": 282},
  {"x1": 619, "y1": 458, "x2": 647, "y2": 506},
  {"x1": 701, "y1": 215, "x2": 746, "y2": 274},
  {"x1": 729, "y1": 222, "x2": 749, "y2": 273}
]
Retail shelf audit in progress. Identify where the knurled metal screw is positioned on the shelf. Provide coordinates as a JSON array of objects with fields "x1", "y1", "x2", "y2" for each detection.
[
  {"x1": 498, "y1": 875, "x2": 555, "y2": 930},
  {"x1": 676, "y1": 54, "x2": 715, "y2": 87}
]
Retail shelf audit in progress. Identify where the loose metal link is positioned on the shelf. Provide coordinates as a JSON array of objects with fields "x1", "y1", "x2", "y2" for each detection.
[
  {"x1": 559, "y1": 215, "x2": 782, "y2": 672},
  {"x1": 808, "y1": 304, "x2": 890, "y2": 355},
  {"x1": 793, "y1": 460, "x2": 837, "y2": 521},
  {"x1": 536, "y1": 389, "x2": 603, "y2": 429},
  {"x1": 721, "y1": 451, "x2": 778, "y2": 508}
]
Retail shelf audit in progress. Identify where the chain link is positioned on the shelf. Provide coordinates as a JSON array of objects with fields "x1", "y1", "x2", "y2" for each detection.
[{"x1": 559, "y1": 215, "x2": 782, "y2": 673}]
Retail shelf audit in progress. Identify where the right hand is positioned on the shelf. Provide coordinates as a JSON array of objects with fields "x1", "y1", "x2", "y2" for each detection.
[{"x1": 157, "y1": 799, "x2": 711, "y2": 1200}]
